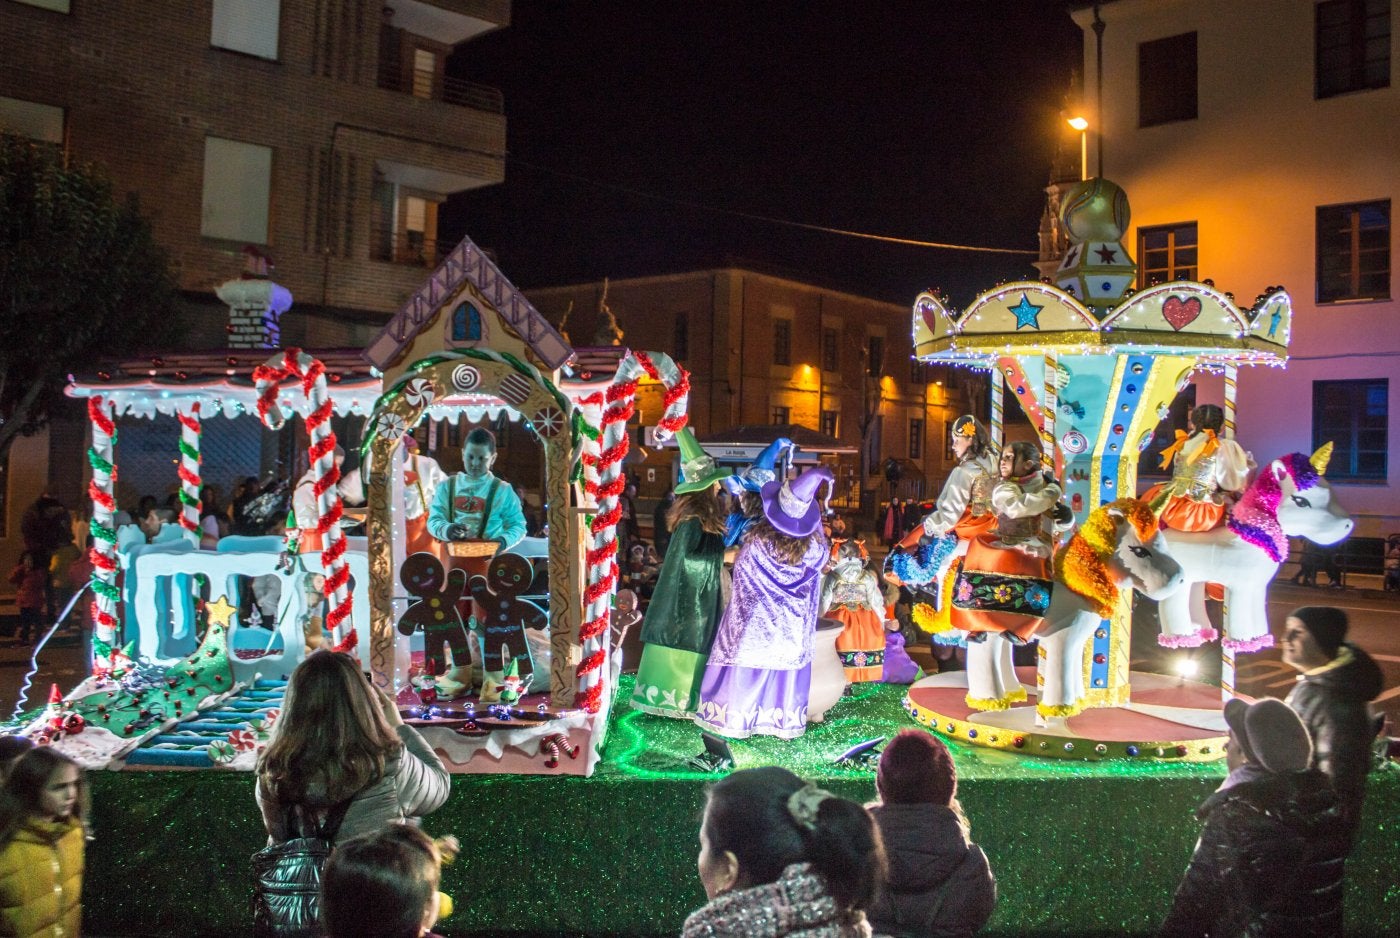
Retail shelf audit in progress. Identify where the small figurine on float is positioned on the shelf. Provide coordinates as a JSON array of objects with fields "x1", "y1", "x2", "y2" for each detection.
[
  {"x1": 694, "y1": 466, "x2": 832, "y2": 740},
  {"x1": 820, "y1": 538, "x2": 887, "y2": 689},
  {"x1": 888, "y1": 415, "x2": 998, "y2": 638},
  {"x1": 630, "y1": 429, "x2": 729, "y2": 719},
  {"x1": 425, "y1": 427, "x2": 527, "y2": 694},
  {"x1": 1143, "y1": 404, "x2": 1252, "y2": 532},
  {"x1": 342, "y1": 434, "x2": 446, "y2": 558}
]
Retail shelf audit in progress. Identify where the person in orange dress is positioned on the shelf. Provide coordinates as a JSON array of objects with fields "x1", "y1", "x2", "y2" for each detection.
[
  {"x1": 820, "y1": 538, "x2": 887, "y2": 686},
  {"x1": 1144, "y1": 404, "x2": 1252, "y2": 532}
]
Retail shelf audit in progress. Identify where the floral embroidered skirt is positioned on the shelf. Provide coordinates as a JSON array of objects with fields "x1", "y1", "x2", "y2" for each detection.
[
  {"x1": 631, "y1": 644, "x2": 707, "y2": 718},
  {"x1": 951, "y1": 538, "x2": 1052, "y2": 642},
  {"x1": 829, "y1": 606, "x2": 885, "y2": 682},
  {"x1": 693, "y1": 663, "x2": 811, "y2": 740}
]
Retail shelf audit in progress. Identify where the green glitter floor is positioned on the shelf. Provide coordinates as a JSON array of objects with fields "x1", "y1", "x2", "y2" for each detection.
[{"x1": 598, "y1": 676, "x2": 1227, "y2": 784}]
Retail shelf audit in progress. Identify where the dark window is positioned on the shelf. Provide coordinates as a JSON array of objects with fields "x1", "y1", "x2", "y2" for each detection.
[
  {"x1": 820, "y1": 410, "x2": 838, "y2": 438},
  {"x1": 450, "y1": 302, "x2": 482, "y2": 341},
  {"x1": 673, "y1": 315, "x2": 689, "y2": 361},
  {"x1": 1139, "y1": 32, "x2": 1198, "y2": 127},
  {"x1": 909, "y1": 358, "x2": 927, "y2": 385},
  {"x1": 1313, "y1": 379, "x2": 1388, "y2": 480},
  {"x1": 771, "y1": 405, "x2": 790, "y2": 426},
  {"x1": 1316, "y1": 0, "x2": 1390, "y2": 98},
  {"x1": 1317, "y1": 200, "x2": 1390, "y2": 302},
  {"x1": 821, "y1": 327, "x2": 839, "y2": 372},
  {"x1": 773, "y1": 318, "x2": 792, "y2": 366},
  {"x1": 909, "y1": 419, "x2": 924, "y2": 460},
  {"x1": 1139, "y1": 222, "x2": 1198, "y2": 286},
  {"x1": 866, "y1": 335, "x2": 885, "y2": 377}
]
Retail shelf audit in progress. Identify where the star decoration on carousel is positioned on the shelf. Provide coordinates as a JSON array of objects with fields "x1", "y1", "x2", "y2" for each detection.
[
  {"x1": 1009, "y1": 293, "x2": 1044, "y2": 330},
  {"x1": 1095, "y1": 244, "x2": 1120, "y2": 263}
]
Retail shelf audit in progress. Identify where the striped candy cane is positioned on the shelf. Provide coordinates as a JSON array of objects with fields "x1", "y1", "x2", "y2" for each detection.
[
  {"x1": 990, "y1": 365, "x2": 1004, "y2": 451},
  {"x1": 86, "y1": 397, "x2": 120, "y2": 675},
  {"x1": 176, "y1": 403, "x2": 202, "y2": 537},
  {"x1": 1221, "y1": 643, "x2": 1237, "y2": 702},
  {"x1": 1040, "y1": 351, "x2": 1058, "y2": 471},
  {"x1": 1223, "y1": 364, "x2": 1238, "y2": 440},
  {"x1": 576, "y1": 351, "x2": 690, "y2": 712},
  {"x1": 252, "y1": 349, "x2": 354, "y2": 650}
]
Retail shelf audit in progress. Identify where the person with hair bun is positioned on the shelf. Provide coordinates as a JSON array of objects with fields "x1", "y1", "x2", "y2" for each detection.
[
  {"x1": 683, "y1": 766, "x2": 888, "y2": 938},
  {"x1": 867, "y1": 730, "x2": 995, "y2": 937},
  {"x1": 1144, "y1": 403, "x2": 1252, "y2": 532}
]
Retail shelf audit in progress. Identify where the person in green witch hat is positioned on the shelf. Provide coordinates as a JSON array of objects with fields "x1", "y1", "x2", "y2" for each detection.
[{"x1": 630, "y1": 429, "x2": 730, "y2": 719}]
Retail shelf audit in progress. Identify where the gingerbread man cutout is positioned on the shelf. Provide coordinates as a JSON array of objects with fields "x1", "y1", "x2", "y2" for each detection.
[
  {"x1": 468, "y1": 554, "x2": 546, "y2": 680},
  {"x1": 396, "y1": 553, "x2": 470, "y2": 680}
]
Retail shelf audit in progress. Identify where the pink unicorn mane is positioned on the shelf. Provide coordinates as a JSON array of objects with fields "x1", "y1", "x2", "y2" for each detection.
[{"x1": 1228, "y1": 453, "x2": 1320, "y2": 562}]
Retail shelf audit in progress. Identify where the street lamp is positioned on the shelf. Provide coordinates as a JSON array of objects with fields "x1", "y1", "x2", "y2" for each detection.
[{"x1": 1066, "y1": 116, "x2": 1088, "y2": 181}]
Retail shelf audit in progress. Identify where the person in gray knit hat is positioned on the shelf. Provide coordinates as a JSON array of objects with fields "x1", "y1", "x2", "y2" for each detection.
[
  {"x1": 1160, "y1": 697, "x2": 1348, "y2": 937},
  {"x1": 1281, "y1": 605, "x2": 1384, "y2": 845}
]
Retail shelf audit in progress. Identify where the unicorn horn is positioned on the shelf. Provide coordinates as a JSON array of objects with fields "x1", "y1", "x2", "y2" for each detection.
[{"x1": 1310, "y1": 441, "x2": 1334, "y2": 476}]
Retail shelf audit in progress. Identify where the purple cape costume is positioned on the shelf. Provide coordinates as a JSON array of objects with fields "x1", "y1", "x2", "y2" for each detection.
[{"x1": 693, "y1": 534, "x2": 827, "y2": 739}]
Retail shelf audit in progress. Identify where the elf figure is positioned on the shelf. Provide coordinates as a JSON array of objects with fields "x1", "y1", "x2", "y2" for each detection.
[{"x1": 820, "y1": 538, "x2": 886, "y2": 687}]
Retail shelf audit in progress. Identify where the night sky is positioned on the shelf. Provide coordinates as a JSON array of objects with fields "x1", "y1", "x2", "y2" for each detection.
[{"x1": 443, "y1": 2, "x2": 1084, "y2": 307}]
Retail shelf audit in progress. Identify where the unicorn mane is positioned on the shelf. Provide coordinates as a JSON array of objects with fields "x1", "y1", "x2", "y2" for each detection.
[
  {"x1": 1227, "y1": 453, "x2": 1319, "y2": 562},
  {"x1": 1054, "y1": 498, "x2": 1159, "y2": 617}
]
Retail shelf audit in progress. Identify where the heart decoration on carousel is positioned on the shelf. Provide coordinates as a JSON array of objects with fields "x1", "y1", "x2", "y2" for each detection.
[{"x1": 1162, "y1": 295, "x2": 1202, "y2": 331}]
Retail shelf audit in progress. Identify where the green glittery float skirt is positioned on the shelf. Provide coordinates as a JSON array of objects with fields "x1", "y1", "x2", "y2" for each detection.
[{"x1": 630, "y1": 644, "x2": 708, "y2": 718}]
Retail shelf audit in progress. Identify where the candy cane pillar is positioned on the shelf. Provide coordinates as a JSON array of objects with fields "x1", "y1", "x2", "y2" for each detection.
[
  {"x1": 87, "y1": 397, "x2": 120, "y2": 674},
  {"x1": 176, "y1": 403, "x2": 203, "y2": 539},
  {"x1": 253, "y1": 349, "x2": 354, "y2": 650}
]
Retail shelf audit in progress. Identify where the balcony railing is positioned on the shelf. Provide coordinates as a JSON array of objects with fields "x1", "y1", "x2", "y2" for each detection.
[
  {"x1": 370, "y1": 227, "x2": 453, "y2": 268},
  {"x1": 376, "y1": 63, "x2": 504, "y2": 113}
]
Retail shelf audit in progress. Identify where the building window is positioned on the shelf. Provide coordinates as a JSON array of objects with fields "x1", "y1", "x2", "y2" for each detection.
[
  {"x1": 450, "y1": 302, "x2": 483, "y2": 343},
  {"x1": 909, "y1": 359, "x2": 927, "y2": 385},
  {"x1": 866, "y1": 335, "x2": 885, "y2": 377},
  {"x1": 820, "y1": 410, "x2": 838, "y2": 438},
  {"x1": 909, "y1": 419, "x2": 924, "y2": 460},
  {"x1": 201, "y1": 136, "x2": 272, "y2": 244},
  {"x1": 1316, "y1": 0, "x2": 1390, "y2": 98},
  {"x1": 1138, "y1": 32, "x2": 1197, "y2": 127},
  {"x1": 821, "y1": 327, "x2": 839, "y2": 372},
  {"x1": 211, "y1": 0, "x2": 280, "y2": 61},
  {"x1": 1139, "y1": 222, "x2": 1199, "y2": 287},
  {"x1": 0, "y1": 95, "x2": 64, "y2": 144},
  {"x1": 1317, "y1": 200, "x2": 1390, "y2": 303},
  {"x1": 673, "y1": 316, "x2": 689, "y2": 361},
  {"x1": 411, "y1": 47, "x2": 438, "y2": 99},
  {"x1": 773, "y1": 318, "x2": 792, "y2": 366},
  {"x1": 771, "y1": 405, "x2": 791, "y2": 426},
  {"x1": 1313, "y1": 379, "x2": 1387, "y2": 480}
]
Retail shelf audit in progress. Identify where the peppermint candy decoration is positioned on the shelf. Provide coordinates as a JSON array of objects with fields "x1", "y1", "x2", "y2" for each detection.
[
  {"x1": 450, "y1": 365, "x2": 481, "y2": 393},
  {"x1": 207, "y1": 739, "x2": 236, "y2": 765},
  {"x1": 403, "y1": 377, "x2": 437, "y2": 409},
  {"x1": 376, "y1": 412, "x2": 409, "y2": 442},
  {"x1": 532, "y1": 406, "x2": 565, "y2": 438},
  {"x1": 228, "y1": 729, "x2": 258, "y2": 752}
]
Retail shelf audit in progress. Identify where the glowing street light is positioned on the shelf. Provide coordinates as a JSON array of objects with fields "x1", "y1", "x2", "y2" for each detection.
[{"x1": 1066, "y1": 116, "x2": 1089, "y2": 181}]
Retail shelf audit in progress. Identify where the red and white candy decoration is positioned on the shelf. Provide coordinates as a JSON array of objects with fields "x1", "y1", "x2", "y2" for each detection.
[
  {"x1": 176, "y1": 402, "x2": 203, "y2": 536},
  {"x1": 252, "y1": 349, "x2": 355, "y2": 651}
]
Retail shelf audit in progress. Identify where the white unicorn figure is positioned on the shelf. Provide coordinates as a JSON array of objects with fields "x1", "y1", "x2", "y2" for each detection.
[
  {"x1": 963, "y1": 499, "x2": 1183, "y2": 714},
  {"x1": 1035, "y1": 499, "x2": 1183, "y2": 723},
  {"x1": 1157, "y1": 445, "x2": 1352, "y2": 652}
]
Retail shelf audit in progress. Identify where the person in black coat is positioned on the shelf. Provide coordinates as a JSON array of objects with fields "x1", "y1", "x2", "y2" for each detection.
[
  {"x1": 867, "y1": 729, "x2": 995, "y2": 937},
  {"x1": 1281, "y1": 605, "x2": 1384, "y2": 846},
  {"x1": 1160, "y1": 697, "x2": 1348, "y2": 937}
]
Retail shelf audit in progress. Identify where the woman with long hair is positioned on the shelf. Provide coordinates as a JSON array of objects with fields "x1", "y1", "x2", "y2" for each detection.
[
  {"x1": 0, "y1": 747, "x2": 87, "y2": 938},
  {"x1": 255, "y1": 650, "x2": 450, "y2": 844},
  {"x1": 684, "y1": 766, "x2": 886, "y2": 938}
]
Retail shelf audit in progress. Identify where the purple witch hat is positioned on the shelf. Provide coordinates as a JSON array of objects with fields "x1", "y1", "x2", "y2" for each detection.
[{"x1": 760, "y1": 465, "x2": 833, "y2": 538}]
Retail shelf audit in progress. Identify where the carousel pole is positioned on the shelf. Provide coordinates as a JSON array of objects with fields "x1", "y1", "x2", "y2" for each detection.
[
  {"x1": 86, "y1": 397, "x2": 121, "y2": 675},
  {"x1": 989, "y1": 366, "x2": 1004, "y2": 451},
  {"x1": 1221, "y1": 363, "x2": 1239, "y2": 700},
  {"x1": 1040, "y1": 351, "x2": 1059, "y2": 472},
  {"x1": 175, "y1": 402, "x2": 203, "y2": 539}
]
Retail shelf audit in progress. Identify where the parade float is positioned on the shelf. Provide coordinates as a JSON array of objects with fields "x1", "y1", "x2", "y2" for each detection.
[
  {"x1": 898, "y1": 178, "x2": 1353, "y2": 761},
  {"x1": 42, "y1": 234, "x2": 690, "y2": 777}
]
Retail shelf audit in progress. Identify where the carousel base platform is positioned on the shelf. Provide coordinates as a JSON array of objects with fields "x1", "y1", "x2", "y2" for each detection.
[
  {"x1": 83, "y1": 678, "x2": 1399, "y2": 937},
  {"x1": 903, "y1": 667, "x2": 1230, "y2": 762}
]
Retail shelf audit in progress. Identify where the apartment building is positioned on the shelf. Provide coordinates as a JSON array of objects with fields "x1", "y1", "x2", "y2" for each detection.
[
  {"x1": 1070, "y1": 0, "x2": 1399, "y2": 539},
  {"x1": 526, "y1": 268, "x2": 977, "y2": 518},
  {"x1": 0, "y1": 0, "x2": 509, "y2": 560}
]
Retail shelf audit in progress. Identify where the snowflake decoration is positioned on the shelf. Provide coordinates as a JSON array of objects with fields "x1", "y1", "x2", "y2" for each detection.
[
  {"x1": 532, "y1": 405, "x2": 565, "y2": 438},
  {"x1": 375, "y1": 412, "x2": 408, "y2": 441}
]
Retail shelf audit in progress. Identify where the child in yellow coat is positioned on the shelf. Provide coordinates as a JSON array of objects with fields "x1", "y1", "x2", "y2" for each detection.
[{"x1": 0, "y1": 748, "x2": 86, "y2": 938}]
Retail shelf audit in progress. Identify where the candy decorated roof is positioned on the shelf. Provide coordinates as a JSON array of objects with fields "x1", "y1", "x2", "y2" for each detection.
[{"x1": 912, "y1": 280, "x2": 1292, "y2": 366}]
